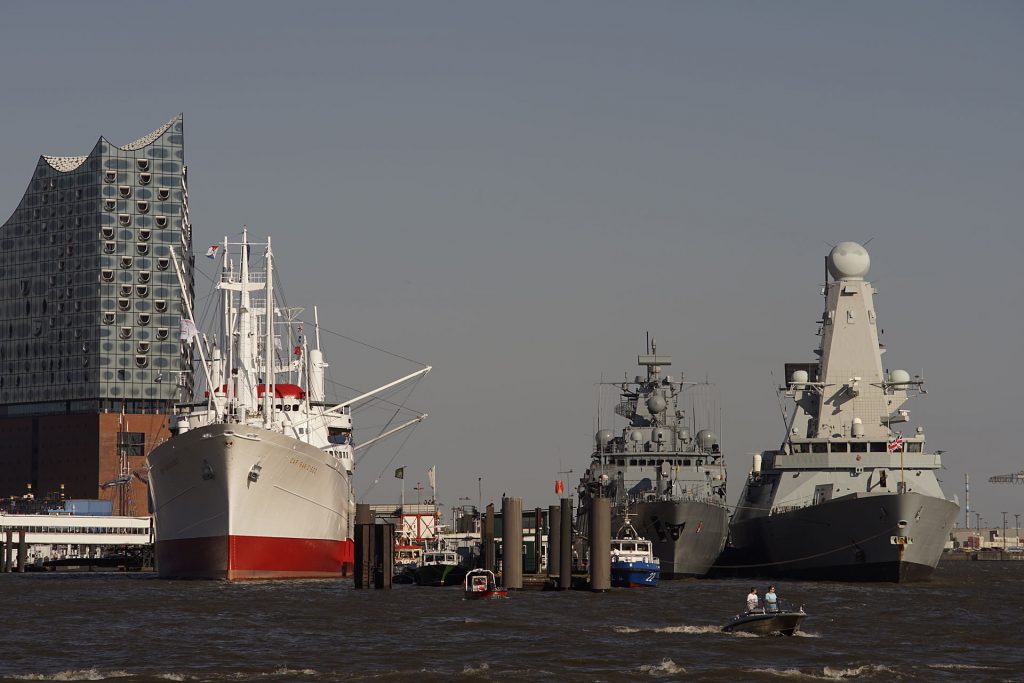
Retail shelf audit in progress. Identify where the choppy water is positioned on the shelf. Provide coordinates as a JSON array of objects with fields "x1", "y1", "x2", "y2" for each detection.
[{"x1": 0, "y1": 560, "x2": 1020, "y2": 682}]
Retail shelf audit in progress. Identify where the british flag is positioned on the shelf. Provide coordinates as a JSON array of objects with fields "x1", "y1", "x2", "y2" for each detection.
[{"x1": 887, "y1": 433, "x2": 904, "y2": 453}]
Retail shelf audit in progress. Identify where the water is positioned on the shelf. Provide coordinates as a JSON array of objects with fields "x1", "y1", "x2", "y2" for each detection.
[{"x1": 1, "y1": 560, "x2": 1020, "y2": 682}]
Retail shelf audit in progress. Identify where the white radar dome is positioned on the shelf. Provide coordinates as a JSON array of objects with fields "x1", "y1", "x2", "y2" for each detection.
[
  {"x1": 791, "y1": 369, "x2": 809, "y2": 385},
  {"x1": 827, "y1": 241, "x2": 871, "y2": 280},
  {"x1": 696, "y1": 429, "x2": 718, "y2": 450},
  {"x1": 889, "y1": 369, "x2": 911, "y2": 384},
  {"x1": 596, "y1": 429, "x2": 613, "y2": 447},
  {"x1": 647, "y1": 395, "x2": 667, "y2": 414}
]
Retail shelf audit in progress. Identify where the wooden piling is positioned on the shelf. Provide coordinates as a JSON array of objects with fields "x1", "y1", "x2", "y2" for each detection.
[
  {"x1": 547, "y1": 504, "x2": 561, "y2": 578},
  {"x1": 483, "y1": 503, "x2": 495, "y2": 572},
  {"x1": 373, "y1": 523, "x2": 394, "y2": 589},
  {"x1": 589, "y1": 496, "x2": 611, "y2": 592},
  {"x1": 3, "y1": 530, "x2": 12, "y2": 573},
  {"x1": 533, "y1": 507, "x2": 543, "y2": 574},
  {"x1": 559, "y1": 498, "x2": 572, "y2": 590},
  {"x1": 502, "y1": 496, "x2": 523, "y2": 589},
  {"x1": 17, "y1": 530, "x2": 26, "y2": 573}
]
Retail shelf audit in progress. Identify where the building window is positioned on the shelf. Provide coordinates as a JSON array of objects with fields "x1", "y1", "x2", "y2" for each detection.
[
  {"x1": 138, "y1": 229, "x2": 151, "y2": 241},
  {"x1": 101, "y1": 269, "x2": 114, "y2": 282},
  {"x1": 138, "y1": 271, "x2": 151, "y2": 284},
  {"x1": 117, "y1": 431, "x2": 145, "y2": 456},
  {"x1": 157, "y1": 188, "x2": 170, "y2": 201},
  {"x1": 104, "y1": 171, "x2": 117, "y2": 183},
  {"x1": 135, "y1": 355, "x2": 148, "y2": 368},
  {"x1": 119, "y1": 214, "x2": 132, "y2": 227},
  {"x1": 120, "y1": 256, "x2": 133, "y2": 268},
  {"x1": 103, "y1": 241, "x2": 117, "y2": 254},
  {"x1": 101, "y1": 226, "x2": 115, "y2": 239},
  {"x1": 156, "y1": 258, "x2": 169, "y2": 271},
  {"x1": 154, "y1": 300, "x2": 167, "y2": 312},
  {"x1": 155, "y1": 216, "x2": 167, "y2": 228},
  {"x1": 137, "y1": 314, "x2": 150, "y2": 326},
  {"x1": 104, "y1": 199, "x2": 116, "y2": 211},
  {"x1": 136, "y1": 242, "x2": 149, "y2": 255},
  {"x1": 118, "y1": 186, "x2": 132, "y2": 199},
  {"x1": 119, "y1": 327, "x2": 132, "y2": 339},
  {"x1": 120, "y1": 285, "x2": 132, "y2": 297},
  {"x1": 136, "y1": 159, "x2": 149, "y2": 171},
  {"x1": 155, "y1": 328, "x2": 168, "y2": 341},
  {"x1": 117, "y1": 299, "x2": 130, "y2": 311},
  {"x1": 137, "y1": 201, "x2": 149, "y2": 214},
  {"x1": 139, "y1": 172, "x2": 151, "y2": 185},
  {"x1": 135, "y1": 285, "x2": 148, "y2": 298},
  {"x1": 102, "y1": 313, "x2": 115, "y2": 325},
  {"x1": 137, "y1": 342, "x2": 150, "y2": 354}
]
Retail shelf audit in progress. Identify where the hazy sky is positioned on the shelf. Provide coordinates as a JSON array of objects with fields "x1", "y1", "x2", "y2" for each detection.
[{"x1": 1, "y1": 2, "x2": 1021, "y2": 529}]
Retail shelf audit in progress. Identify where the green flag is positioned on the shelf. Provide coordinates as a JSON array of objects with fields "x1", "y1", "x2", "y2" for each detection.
[{"x1": 394, "y1": 467, "x2": 405, "y2": 480}]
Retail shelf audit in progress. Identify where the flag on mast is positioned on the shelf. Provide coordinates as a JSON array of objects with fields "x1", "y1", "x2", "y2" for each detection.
[
  {"x1": 179, "y1": 319, "x2": 198, "y2": 342},
  {"x1": 887, "y1": 433, "x2": 904, "y2": 453},
  {"x1": 427, "y1": 465, "x2": 436, "y2": 491},
  {"x1": 205, "y1": 245, "x2": 219, "y2": 259},
  {"x1": 394, "y1": 467, "x2": 405, "y2": 480}
]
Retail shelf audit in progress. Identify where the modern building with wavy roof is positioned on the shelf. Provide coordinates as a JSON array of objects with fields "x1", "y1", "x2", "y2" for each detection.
[{"x1": 0, "y1": 115, "x2": 195, "y2": 512}]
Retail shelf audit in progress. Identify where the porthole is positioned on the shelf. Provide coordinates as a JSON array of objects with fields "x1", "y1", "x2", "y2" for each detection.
[
  {"x1": 104, "y1": 199, "x2": 116, "y2": 211},
  {"x1": 120, "y1": 257, "x2": 133, "y2": 269},
  {"x1": 118, "y1": 186, "x2": 131, "y2": 199},
  {"x1": 154, "y1": 300, "x2": 167, "y2": 313},
  {"x1": 136, "y1": 243, "x2": 149, "y2": 255},
  {"x1": 100, "y1": 270, "x2": 114, "y2": 283},
  {"x1": 137, "y1": 314, "x2": 150, "y2": 326},
  {"x1": 101, "y1": 226, "x2": 115, "y2": 239},
  {"x1": 136, "y1": 285, "x2": 148, "y2": 298},
  {"x1": 135, "y1": 355, "x2": 149, "y2": 368},
  {"x1": 137, "y1": 159, "x2": 149, "y2": 171},
  {"x1": 156, "y1": 258, "x2": 169, "y2": 271},
  {"x1": 119, "y1": 327, "x2": 132, "y2": 340},
  {"x1": 157, "y1": 188, "x2": 170, "y2": 201},
  {"x1": 155, "y1": 328, "x2": 168, "y2": 341},
  {"x1": 137, "y1": 201, "x2": 149, "y2": 214},
  {"x1": 139, "y1": 172, "x2": 152, "y2": 185},
  {"x1": 103, "y1": 241, "x2": 116, "y2": 254},
  {"x1": 117, "y1": 299, "x2": 130, "y2": 311},
  {"x1": 119, "y1": 214, "x2": 131, "y2": 227},
  {"x1": 104, "y1": 171, "x2": 117, "y2": 183},
  {"x1": 138, "y1": 271, "x2": 151, "y2": 284},
  {"x1": 138, "y1": 229, "x2": 151, "y2": 241},
  {"x1": 155, "y1": 216, "x2": 167, "y2": 228}
]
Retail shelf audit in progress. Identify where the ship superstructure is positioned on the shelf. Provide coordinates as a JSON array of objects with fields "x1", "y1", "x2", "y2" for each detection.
[
  {"x1": 577, "y1": 339, "x2": 729, "y2": 577},
  {"x1": 147, "y1": 229, "x2": 428, "y2": 579},
  {"x1": 726, "y1": 242, "x2": 958, "y2": 581}
]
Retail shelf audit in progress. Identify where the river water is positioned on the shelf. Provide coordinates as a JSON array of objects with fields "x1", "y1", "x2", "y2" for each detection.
[{"x1": 0, "y1": 559, "x2": 1020, "y2": 682}]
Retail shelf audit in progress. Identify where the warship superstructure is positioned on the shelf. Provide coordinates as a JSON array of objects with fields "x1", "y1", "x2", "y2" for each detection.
[
  {"x1": 576, "y1": 339, "x2": 729, "y2": 578},
  {"x1": 725, "y1": 242, "x2": 958, "y2": 582}
]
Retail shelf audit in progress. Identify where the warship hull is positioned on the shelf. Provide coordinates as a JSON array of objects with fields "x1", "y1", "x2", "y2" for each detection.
[
  {"x1": 724, "y1": 491, "x2": 958, "y2": 582},
  {"x1": 633, "y1": 500, "x2": 729, "y2": 578},
  {"x1": 148, "y1": 423, "x2": 354, "y2": 580}
]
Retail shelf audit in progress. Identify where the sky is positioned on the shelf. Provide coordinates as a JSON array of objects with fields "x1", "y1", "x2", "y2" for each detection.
[{"x1": 1, "y1": 2, "x2": 1022, "y2": 531}]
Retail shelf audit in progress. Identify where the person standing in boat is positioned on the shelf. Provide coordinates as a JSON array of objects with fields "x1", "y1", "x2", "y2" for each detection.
[
  {"x1": 764, "y1": 585, "x2": 778, "y2": 612},
  {"x1": 746, "y1": 587, "x2": 759, "y2": 613}
]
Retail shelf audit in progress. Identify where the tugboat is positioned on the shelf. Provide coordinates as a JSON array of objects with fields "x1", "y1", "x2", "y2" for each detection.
[
  {"x1": 414, "y1": 544, "x2": 468, "y2": 587},
  {"x1": 463, "y1": 568, "x2": 508, "y2": 599},
  {"x1": 577, "y1": 337, "x2": 729, "y2": 578},
  {"x1": 610, "y1": 514, "x2": 660, "y2": 588},
  {"x1": 723, "y1": 242, "x2": 959, "y2": 582}
]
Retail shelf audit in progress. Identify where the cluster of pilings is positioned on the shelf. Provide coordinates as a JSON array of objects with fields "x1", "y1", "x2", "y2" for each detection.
[
  {"x1": 353, "y1": 493, "x2": 612, "y2": 591},
  {"x1": 1, "y1": 530, "x2": 28, "y2": 573}
]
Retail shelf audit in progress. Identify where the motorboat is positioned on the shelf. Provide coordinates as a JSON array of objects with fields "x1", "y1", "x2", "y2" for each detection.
[
  {"x1": 463, "y1": 568, "x2": 509, "y2": 599},
  {"x1": 414, "y1": 547, "x2": 468, "y2": 587},
  {"x1": 610, "y1": 514, "x2": 660, "y2": 587},
  {"x1": 721, "y1": 604, "x2": 807, "y2": 636}
]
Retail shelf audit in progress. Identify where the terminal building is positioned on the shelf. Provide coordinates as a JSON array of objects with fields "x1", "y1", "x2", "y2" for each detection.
[{"x1": 0, "y1": 115, "x2": 195, "y2": 513}]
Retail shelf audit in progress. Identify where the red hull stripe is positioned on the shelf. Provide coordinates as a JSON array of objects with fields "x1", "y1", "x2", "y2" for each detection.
[{"x1": 157, "y1": 535, "x2": 354, "y2": 580}]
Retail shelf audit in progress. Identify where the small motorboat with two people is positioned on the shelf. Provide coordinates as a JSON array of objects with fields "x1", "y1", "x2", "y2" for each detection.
[
  {"x1": 463, "y1": 568, "x2": 509, "y2": 600},
  {"x1": 610, "y1": 513, "x2": 661, "y2": 588},
  {"x1": 722, "y1": 586, "x2": 806, "y2": 636}
]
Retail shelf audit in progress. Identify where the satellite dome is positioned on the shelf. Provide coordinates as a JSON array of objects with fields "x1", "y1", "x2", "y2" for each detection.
[
  {"x1": 696, "y1": 429, "x2": 718, "y2": 450},
  {"x1": 827, "y1": 242, "x2": 871, "y2": 280},
  {"x1": 889, "y1": 369, "x2": 911, "y2": 384},
  {"x1": 596, "y1": 429, "x2": 613, "y2": 447},
  {"x1": 791, "y1": 369, "x2": 809, "y2": 385},
  {"x1": 647, "y1": 395, "x2": 667, "y2": 414}
]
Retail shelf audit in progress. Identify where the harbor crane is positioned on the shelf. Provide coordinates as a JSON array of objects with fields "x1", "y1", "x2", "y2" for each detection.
[{"x1": 989, "y1": 470, "x2": 1024, "y2": 485}]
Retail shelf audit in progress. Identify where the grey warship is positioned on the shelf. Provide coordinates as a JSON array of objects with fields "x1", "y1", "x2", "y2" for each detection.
[
  {"x1": 724, "y1": 242, "x2": 959, "y2": 582},
  {"x1": 576, "y1": 339, "x2": 729, "y2": 578}
]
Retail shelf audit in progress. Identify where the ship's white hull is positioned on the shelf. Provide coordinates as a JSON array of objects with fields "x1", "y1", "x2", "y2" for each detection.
[
  {"x1": 723, "y1": 491, "x2": 958, "y2": 582},
  {"x1": 148, "y1": 423, "x2": 355, "y2": 580}
]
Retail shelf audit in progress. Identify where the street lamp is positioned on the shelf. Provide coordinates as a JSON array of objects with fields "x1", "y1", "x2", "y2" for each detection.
[{"x1": 1003, "y1": 512, "x2": 1008, "y2": 551}]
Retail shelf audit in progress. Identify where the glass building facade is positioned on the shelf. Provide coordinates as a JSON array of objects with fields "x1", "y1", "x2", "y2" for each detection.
[{"x1": 0, "y1": 114, "x2": 195, "y2": 416}]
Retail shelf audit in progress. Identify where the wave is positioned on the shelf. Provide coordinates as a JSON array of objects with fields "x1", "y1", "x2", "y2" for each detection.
[
  {"x1": 927, "y1": 663, "x2": 1005, "y2": 672},
  {"x1": 15, "y1": 671, "x2": 131, "y2": 681},
  {"x1": 639, "y1": 659, "x2": 686, "y2": 677},
  {"x1": 12, "y1": 668, "x2": 322, "y2": 682},
  {"x1": 749, "y1": 663, "x2": 899, "y2": 679}
]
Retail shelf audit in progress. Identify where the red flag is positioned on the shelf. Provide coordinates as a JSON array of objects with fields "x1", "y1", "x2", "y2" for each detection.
[{"x1": 555, "y1": 480, "x2": 564, "y2": 495}]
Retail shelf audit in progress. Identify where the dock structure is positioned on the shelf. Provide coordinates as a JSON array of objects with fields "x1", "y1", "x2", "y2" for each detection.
[
  {"x1": 547, "y1": 504, "x2": 561, "y2": 578},
  {"x1": 0, "y1": 513, "x2": 152, "y2": 571},
  {"x1": 588, "y1": 496, "x2": 611, "y2": 592},
  {"x1": 559, "y1": 498, "x2": 573, "y2": 590},
  {"x1": 353, "y1": 503, "x2": 394, "y2": 589},
  {"x1": 501, "y1": 496, "x2": 523, "y2": 589}
]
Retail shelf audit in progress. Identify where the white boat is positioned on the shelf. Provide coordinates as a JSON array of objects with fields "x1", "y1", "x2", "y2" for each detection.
[{"x1": 147, "y1": 230, "x2": 429, "y2": 579}]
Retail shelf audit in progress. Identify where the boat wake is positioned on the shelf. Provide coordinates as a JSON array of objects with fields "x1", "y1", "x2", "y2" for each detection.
[
  {"x1": 638, "y1": 659, "x2": 686, "y2": 677},
  {"x1": 14, "y1": 668, "x2": 322, "y2": 682},
  {"x1": 614, "y1": 624, "x2": 728, "y2": 635}
]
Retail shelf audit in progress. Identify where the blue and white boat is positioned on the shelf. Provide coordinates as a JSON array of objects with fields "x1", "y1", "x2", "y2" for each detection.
[{"x1": 610, "y1": 516, "x2": 660, "y2": 588}]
